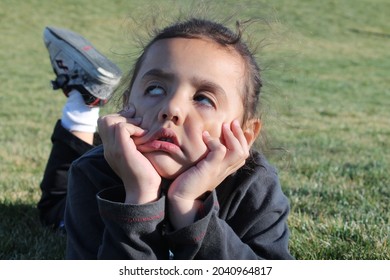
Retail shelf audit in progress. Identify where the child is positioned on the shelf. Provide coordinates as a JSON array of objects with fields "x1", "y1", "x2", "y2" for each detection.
[
  {"x1": 37, "y1": 26, "x2": 122, "y2": 230},
  {"x1": 64, "y1": 18, "x2": 293, "y2": 259}
]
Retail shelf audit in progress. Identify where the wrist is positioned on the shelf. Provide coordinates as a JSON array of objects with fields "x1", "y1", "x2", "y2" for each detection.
[
  {"x1": 168, "y1": 196, "x2": 204, "y2": 230},
  {"x1": 122, "y1": 176, "x2": 161, "y2": 204},
  {"x1": 125, "y1": 194, "x2": 160, "y2": 204},
  {"x1": 124, "y1": 187, "x2": 161, "y2": 205}
]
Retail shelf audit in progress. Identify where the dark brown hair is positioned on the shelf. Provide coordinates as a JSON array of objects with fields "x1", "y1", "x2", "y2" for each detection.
[{"x1": 122, "y1": 18, "x2": 262, "y2": 123}]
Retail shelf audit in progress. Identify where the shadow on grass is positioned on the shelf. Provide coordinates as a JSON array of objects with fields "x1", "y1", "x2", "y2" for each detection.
[{"x1": 0, "y1": 202, "x2": 66, "y2": 260}]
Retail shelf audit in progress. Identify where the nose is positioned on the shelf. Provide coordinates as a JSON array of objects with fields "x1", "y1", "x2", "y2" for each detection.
[{"x1": 158, "y1": 93, "x2": 184, "y2": 125}]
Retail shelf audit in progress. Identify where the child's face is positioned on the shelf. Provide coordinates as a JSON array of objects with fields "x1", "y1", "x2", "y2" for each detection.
[{"x1": 129, "y1": 38, "x2": 247, "y2": 179}]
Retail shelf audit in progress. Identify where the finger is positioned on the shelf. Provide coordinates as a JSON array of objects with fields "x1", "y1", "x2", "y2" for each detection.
[
  {"x1": 230, "y1": 119, "x2": 250, "y2": 155},
  {"x1": 98, "y1": 116, "x2": 146, "y2": 150},
  {"x1": 201, "y1": 131, "x2": 243, "y2": 181},
  {"x1": 119, "y1": 106, "x2": 143, "y2": 126},
  {"x1": 121, "y1": 105, "x2": 142, "y2": 125},
  {"x1": 119, "y1": 104, "x2": 136, "y2": 118},
  {"x1": 105, "y1": 122, "x2": 146, "y2": 166},
  {"x1": 201, "y1": 131, "x2": 226, "y2": 163},
  {"x1": 221, "y1": 123, "x2": 238, "y2": 151},
  {"x1": 220, "y1": 122, "x2": 249, "y2": 170},
  {"x1": 120, "y1": 121, "x2": 148, "y2": 137},
  {"x1": 98, "y1": 113, "x2": 142, "y2": 133},
  {"x1": 115, "y1": 122, "x2": 138, "y2": 154},
  {"x1": 221, "y1": 122, "x2": 247, "y2": 157}
]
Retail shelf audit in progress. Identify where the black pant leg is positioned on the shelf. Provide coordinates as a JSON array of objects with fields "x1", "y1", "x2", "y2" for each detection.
[{"x1": 37, "y1": 120, "x2": 95, "y2": 228}]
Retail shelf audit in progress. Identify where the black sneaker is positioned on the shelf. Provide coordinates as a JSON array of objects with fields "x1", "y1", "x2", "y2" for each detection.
[{"x1": 43, "y1": 26, "x2": 122, "y2": 106}]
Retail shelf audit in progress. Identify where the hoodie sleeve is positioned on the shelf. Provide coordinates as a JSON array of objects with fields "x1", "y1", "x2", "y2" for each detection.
[
  {"x1": 163, "y1": 160, "x2": 293, "y2": 260},
  {"x1": 96, "y1": 187, "x2": 169, "y2": 259},
  {"x1": 65, "y1": 146, "x2": 169, "y2": 260}
]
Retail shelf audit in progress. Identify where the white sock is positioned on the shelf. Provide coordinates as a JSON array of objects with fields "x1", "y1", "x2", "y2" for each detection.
[{"x1": 61, "y1": 89, "x2": 100, "y2": 133}]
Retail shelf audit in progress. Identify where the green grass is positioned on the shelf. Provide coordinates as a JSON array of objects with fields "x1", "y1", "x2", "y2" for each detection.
[{"x1": 0, "y1": 0, "x2": 389, "y2": 259}]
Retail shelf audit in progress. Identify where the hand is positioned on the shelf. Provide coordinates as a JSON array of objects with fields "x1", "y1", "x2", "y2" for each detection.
[
  {"x1": 167, "y1": 119, "x2": 250, "y2": 229},
  {"x1": 98, "y1": 107, "x2": 161, "y2": 204}
]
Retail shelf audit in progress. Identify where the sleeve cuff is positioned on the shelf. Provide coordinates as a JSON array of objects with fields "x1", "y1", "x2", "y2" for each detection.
[{"x1": 97, "y1": 186, "x2": 165, "y2": 225}]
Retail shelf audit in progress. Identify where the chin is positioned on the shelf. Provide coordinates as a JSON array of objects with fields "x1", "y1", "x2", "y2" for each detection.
[{"x1": 145, "y1": 153, "x2": 189, "y2": 180}]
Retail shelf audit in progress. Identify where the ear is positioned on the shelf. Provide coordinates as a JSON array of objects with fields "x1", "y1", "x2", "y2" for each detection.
[{"x1": 243, "y1": 118, "x2": 262, "y2": 147}]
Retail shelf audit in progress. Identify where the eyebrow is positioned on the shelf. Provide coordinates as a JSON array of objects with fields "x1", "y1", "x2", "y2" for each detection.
[
  {"x1": 142, "y1": 68, "x2": 227, "y2": 99},
  {"x1": 141, "y1": 68, "x2": 174, "y2": 81},
  {"x1": 192, "y1": 77, "x2": 227, "y2": 100}
]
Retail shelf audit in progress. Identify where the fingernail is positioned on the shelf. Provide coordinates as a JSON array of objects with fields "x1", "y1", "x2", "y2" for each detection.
[
  {"x1": 120, "y1": 107, "x2": 135, "y2": 117},
  {"x1": 223, "y1": 123, "x2": 230, "y2": 130},
  {"x1": 124, "y1": 105, "x2": 135, "y2": 112}
]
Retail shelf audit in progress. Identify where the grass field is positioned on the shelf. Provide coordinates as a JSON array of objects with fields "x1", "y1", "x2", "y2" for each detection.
[{"x1": 0, "y1": 0, "x2": 389, "y2": 259}]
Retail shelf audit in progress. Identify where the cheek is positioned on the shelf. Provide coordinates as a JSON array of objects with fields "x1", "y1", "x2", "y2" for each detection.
[
  {"x1": 186, "y1": 119, "x2": 223, "y2": 164},
  {"x1": 203, "y1": 123, "x2": 221, "y2": 138},
  {"x1": 202, "y1": 112, "x2": 241, "y2": 144},
  {"x1": 202, "y1": 114, "x2": 229, "y2": 138},
  {"x1": 129, "y1": 98, "x2": 157, "y2": 123}
]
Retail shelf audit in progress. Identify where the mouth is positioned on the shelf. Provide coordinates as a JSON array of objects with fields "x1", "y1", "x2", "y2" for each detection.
[
  {"x1": 152, "y1": 128, "x2": 180, "y2": 146},
  {"x1": 136, "y1": 128, "x2": 182, "y2": 155},
  {"x1": 158, "y1": 137, "x2": 174, "y2": 143}
]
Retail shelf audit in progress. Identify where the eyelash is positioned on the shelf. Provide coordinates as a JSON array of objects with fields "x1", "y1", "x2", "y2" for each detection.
[
  {"x1": 144, "y1": 85, "x2": 216, "y2": 109},
  {"x1": 145, "y1": 85, "x2": 165, "y2": 96},
  {"x1": 193, "y1": 92, "x2": 216, "y2": 108}
]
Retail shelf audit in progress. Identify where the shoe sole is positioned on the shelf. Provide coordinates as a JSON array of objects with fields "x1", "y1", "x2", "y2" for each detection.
[{"x1": 44, "y1": 26, "x2": 122, "y2": 99}]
